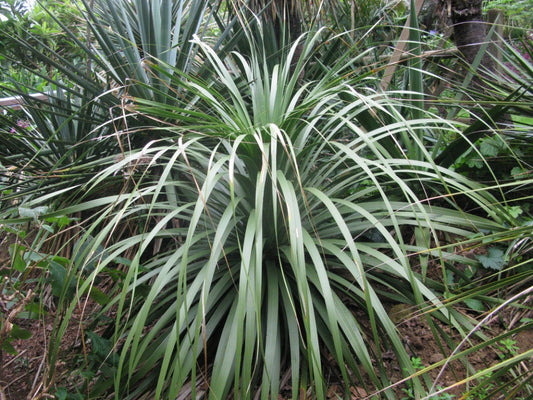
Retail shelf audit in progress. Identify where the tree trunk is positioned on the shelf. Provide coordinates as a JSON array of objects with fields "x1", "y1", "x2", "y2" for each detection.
[
  {"x1": 449, "y1": 0, "x2": 494, "y2": 72},
  {"x1": 437, "y1": 0, "x2": 513, "y2": 167}
]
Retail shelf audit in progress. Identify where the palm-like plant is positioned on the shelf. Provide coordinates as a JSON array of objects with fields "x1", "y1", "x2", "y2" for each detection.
[
  {"x1": 37, "y1": 28, "x2": 514, "y2": 400},
  {"x1": 2, "y1": 2, "x2": 531, "y2": 399},
  {"x1": 0, "y1": 0, "x2": 232, "y2": 215}
]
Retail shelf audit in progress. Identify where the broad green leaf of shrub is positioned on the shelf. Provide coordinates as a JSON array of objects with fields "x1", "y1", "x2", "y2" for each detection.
[
  {"x1": 86, "y1": 331, "x2": 113, "y2": 360},
  {"x1": 463, "y1": 298, "x2": 485, "y2": 312},
  {"x1": 48, "y1": 260, "x2": 76, "y2": 297},
  {"x1": 73, "y1": 235, "x2": 108, "y2": 274},
  {"x1": 45, "y1": 215, "x2": 72, "y2": 229},
  {"x1": 476, "y1": 247, "x2": 506, "y2": 271},
  {"x1": 466, "y1": 157, "x2": 483, "y2": 169},
  {"x1": 9, "y1": 243, "x2": 26, "y2": 272},
  {"x1": 479, "y1": 136, "x2": 502, "y2": 157},
  {"x1": 10, "y1": 323, "x2": 32, "y2": 340},
  {"x1": 510, "y1": 167, "x2": 527, "y2": 180},
  {"x1": 19, "y1": 302, "x2": 43, "y2": 319},
  {"x1": 17, "y1": 205, "x2": 49, "y2": 220},
  {"x1": 504, "y1": 205, "x2": 523, "y2": 219},
  {"x1": 1, "y1": 340, "x2": 17, "y2": 355},
  {"x1": 89, "y1": 287, "x2": 111, "y2": 306},
  {"x1": 54, "y1": 387, "x2": 84, "y2": 400}
]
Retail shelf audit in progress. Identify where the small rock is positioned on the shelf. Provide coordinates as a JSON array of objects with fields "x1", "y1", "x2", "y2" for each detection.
[{"x1": 429, "y1": 353, "x2": 444, "y2": 364}]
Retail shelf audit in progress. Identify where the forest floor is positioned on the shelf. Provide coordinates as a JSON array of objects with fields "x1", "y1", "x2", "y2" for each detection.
[{"x1": 1, "y1": 233, "x2": 532, "y2": 400}]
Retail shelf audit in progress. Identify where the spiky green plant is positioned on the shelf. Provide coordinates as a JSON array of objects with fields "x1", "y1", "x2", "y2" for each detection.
[
  {"x1": 385, "y1": 28, "x2": 533, "y2": 400},
  {"x1": 22, "y1": 27, "x2": 515, "y2": 400},
  {"x1": 2, "y1": 2, "x2": 531, "y2": 399},
  {"x1": 0, "y1": 0, "x2": 234, "y2": 214},
  {"x1": 423, "y1": 31, "x2": 533, "y2": 400}
]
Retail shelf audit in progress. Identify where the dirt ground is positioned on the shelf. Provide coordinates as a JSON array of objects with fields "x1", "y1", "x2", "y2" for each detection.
[
  {"x1": 2, "y1": 297, "x2": 531, "y2": 400},
  {"x1": 1, "y1": 232, "x2": 532, "y2": 400}
]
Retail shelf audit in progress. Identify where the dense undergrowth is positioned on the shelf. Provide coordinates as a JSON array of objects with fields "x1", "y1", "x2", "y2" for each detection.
[{"x1": 0, "y1": 0, "x2": 532, "y2": 399}]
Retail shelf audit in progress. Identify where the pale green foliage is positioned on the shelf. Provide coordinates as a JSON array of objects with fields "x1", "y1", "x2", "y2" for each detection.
[
  {"x1": 484, "y1": 0, "x2": 533, "y2": 31},
  {"x1": 49, "y1": 30, "x2": 512, "y2": 399},
  {"x1": 1, "y1": 1, "x2": 532, "y2": 400}
]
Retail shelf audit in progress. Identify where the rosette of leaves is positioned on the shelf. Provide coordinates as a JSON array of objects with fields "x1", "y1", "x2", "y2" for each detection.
[{"x1": 49, "y1": 30, "x2": 512, "y2": 400}]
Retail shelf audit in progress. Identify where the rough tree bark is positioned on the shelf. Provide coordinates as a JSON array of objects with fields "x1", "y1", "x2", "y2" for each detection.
[
  {"x1": 434, "y1": 0, "x2": 512, "y2": 168},
  {"x1": 449, "y1": 0, "x2": 494, "y2": 73}
]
